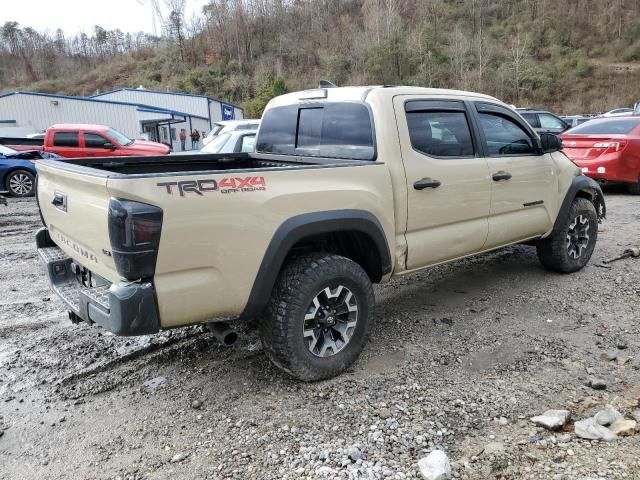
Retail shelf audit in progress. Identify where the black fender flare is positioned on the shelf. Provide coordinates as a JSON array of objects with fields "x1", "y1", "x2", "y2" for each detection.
[
  {"x1": 552, "y1": 175, "x2": 606, "y2": 234},
  {"x1": 240, "y1": 209, "x2": 392, "y2": 318}
]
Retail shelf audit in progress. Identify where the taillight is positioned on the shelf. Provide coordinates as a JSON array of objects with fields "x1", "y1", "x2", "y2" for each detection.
[
  {"x1": 593, "y1": 141, "x2": 626, "y2": 152},
  {"x1": 108, "y1": 198, "x2": 163, "y2": 280}
]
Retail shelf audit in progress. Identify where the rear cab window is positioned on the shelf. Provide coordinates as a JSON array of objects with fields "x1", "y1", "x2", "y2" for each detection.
[
  {"x1": 53, "y1": 131, "x2": 79, "y2": 147},
  {"x1": 256, "y1": 102, "x2": 375, "y2": 160}
]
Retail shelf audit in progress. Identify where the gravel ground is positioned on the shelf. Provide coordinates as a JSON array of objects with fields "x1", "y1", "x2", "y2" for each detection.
[{"x1": 0, "y1": 193, "x2": 639, "y2": 480}]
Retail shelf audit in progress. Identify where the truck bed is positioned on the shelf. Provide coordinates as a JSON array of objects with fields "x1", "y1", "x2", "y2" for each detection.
[{"x1": 46, "y1": 153, "x2": 372, "y2": 176}]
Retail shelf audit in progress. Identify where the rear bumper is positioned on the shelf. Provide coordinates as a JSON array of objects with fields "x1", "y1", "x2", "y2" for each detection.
[
  {"x1": 573, "y1": 157, "x2": 638, "y2": 184},
  {"x1": 36, "y1": 228, "x2": 160, "y2": 336}
]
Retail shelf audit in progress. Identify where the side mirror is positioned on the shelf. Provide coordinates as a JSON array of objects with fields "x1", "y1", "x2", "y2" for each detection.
[
  {"x1": 103, "y1": 142, "x2": 117, "y2": 150},
  {"x1": 540, "y1": 133, "x2": 562, "y2": 153}
]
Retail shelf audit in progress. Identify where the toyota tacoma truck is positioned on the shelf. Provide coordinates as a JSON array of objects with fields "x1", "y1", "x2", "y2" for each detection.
[{"x1": 35, "y1": 86, "x2": 605, "y2": 381}]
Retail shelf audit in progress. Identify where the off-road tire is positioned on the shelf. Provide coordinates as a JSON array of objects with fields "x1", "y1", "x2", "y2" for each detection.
[
  {"x1": 261, "y1": 253, "x2": 375, "y2": 381},
  {"x1": 6, "y1": 169, "x2": 35, "y2": 197},
  {"x1": 536, "y1": 197, "x2": 598, "y2": 273},
  {"x1": 627, "y1": 177, "x2": 640, "y2": 195}
]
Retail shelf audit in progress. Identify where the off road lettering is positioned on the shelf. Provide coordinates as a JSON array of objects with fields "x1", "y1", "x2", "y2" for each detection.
[{"x1": 157, "y1": 177, "x2": 266, "y2": 196}]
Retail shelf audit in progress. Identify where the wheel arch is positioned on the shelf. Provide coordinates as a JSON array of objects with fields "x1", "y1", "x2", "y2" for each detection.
[
  {"x1": 241, "y1": 209, "x2": 392, "y2": 319},
  {"x1": 552, "y1": 175, "x2": 606, "y2": 234}
]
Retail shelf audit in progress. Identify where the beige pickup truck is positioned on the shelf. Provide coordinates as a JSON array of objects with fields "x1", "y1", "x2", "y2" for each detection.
[{"x1": 36, "y1": 86, "x2": 605, "y2": 381}]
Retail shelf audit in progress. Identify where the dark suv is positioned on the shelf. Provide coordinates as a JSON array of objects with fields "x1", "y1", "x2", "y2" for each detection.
[{"x1": 516, "y1": 109, "x2": 570, "y2": 134}]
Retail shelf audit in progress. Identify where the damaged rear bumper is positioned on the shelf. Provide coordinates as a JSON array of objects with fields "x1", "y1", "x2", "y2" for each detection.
[{"x1": 36, "y1": 228, "x2": 160, "y2": 336}]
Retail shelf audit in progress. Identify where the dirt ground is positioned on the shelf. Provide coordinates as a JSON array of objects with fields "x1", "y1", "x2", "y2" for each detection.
[{"x1": 1, "y1": 193, "x2": 639, "y2": 480}]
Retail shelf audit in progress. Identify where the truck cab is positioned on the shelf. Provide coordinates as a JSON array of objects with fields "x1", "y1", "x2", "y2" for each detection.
[{"x1": 43, "y1": 124, "x2": 170, "y2": 158}]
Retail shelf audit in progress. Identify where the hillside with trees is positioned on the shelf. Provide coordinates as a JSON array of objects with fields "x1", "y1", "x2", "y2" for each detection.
[{"x1": 2, "y1": 0, "x2": 640, "y2": 116}]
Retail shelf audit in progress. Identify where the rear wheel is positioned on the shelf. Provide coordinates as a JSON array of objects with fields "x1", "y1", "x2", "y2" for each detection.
[
  {"x1": 6, "y1": 170, "x2": 35, "y2": 197},
  {"x1": 627, "y1": 177, "x2": 640, "y2": 195},
  {"x1": 536, "y1": 197, "x2": 598, "y2": 273},
  {"x1": 261, "y1": 253, "x2": 375, "y2": 381}
]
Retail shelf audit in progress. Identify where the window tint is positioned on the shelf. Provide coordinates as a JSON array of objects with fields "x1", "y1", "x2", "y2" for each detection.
[
  {"x1": 539, "y1": 113, "x2": 566, "y2": 129},
  {"x1": 53, "y1": 131, "x2": 79, "y2": 147},
  {"x1": 83, "y1": 133, "x2": 110, "y2": 148},
  {"x1": 240, "y1": 134, "x2": 256, "y2": 152},
  {"x1": 520, "y1": 113, "x2": 539, "y2": 127},
  {"x1": 406, "y1": 110, "x2": 474, "y2": 157},
  {"x1": 567, "y1": 118, "x2": 640, "y2": 135},
  {"x1": 256, "y1": 103, "x2": 375, "y2": 160},
  {"x1": 478, "y1": 113, "x2": 535, "y2": 155}
]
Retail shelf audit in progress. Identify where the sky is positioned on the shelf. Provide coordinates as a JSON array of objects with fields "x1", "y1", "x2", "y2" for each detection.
[{"x1": 1, "y1": 0, "x2": 210, "y2": 35}]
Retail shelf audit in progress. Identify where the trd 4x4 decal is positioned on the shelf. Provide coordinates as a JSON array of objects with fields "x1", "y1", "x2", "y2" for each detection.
[{"x1": 158, "y1": 176, "x2": 266, "y2": 196}]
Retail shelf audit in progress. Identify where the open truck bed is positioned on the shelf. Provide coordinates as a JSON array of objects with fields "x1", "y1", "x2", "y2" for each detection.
[{"x1": 46, "y1": 152, "x2": 371, "y2": 176}]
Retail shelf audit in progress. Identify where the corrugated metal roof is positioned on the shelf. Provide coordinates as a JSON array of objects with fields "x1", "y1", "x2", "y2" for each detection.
[
  {"x1": 90, "y1": 87, "x2": 243, "y2": 111},
  {"x1": 0, "y1": 91, "x2": 209, "y2": 120}
]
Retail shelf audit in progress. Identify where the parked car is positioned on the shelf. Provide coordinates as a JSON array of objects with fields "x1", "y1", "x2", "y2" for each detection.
[
  {"x1": 3, "y1": 124, "x2": 170, "y2": 158},
  {"x1": 561, "y1": 116, "x2": 592, "y2": 128},
  {"x1": 0, "y1": 144, "x2": 58, "y2": 197},
  {"x1": 601, "y1": 108, "x2": 633, "y2": 117},
  {"x1": 201, "y1": 129, "x2": 257, "y2": 154},
  {"x1": 561, "y1": 116, "x2": 640, "y2": 194},
  {"x1": 173, "y1": 130, "x2": 257, "y2": 156},
  {"x1": 35, "y1": 85, "x2": 605, "y2": 381},
  {"x1": 517, "y1": 108, "x2": 570, "y2": 134},
  {"x1": 202, "y1": 119, "x2": 260, "y2": 145}
]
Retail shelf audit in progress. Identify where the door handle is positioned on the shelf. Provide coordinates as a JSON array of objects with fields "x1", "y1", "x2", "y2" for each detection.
[
  {"x1": 492, "y1": 171, "x2": 512, "y2": 182},
  {"x1": 414, "y1": 178, "x2": 441, "y2": 190}
]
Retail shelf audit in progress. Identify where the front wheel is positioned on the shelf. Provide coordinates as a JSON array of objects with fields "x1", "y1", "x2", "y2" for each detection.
[
  {"x1": 6, "y1": 170, "x2": 35, "y2": 197},
  {"x1": 261, "y1": 253, "x2": 375, "y2": 381},
  {"x1": 536, "y1": 197, "x2": 598, "y2": 273}
]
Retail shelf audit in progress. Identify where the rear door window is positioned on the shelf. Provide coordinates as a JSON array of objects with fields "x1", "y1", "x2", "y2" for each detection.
[
  {"x1": 539, "y1": 113, "x2": 567, "y2": 130},
  {"x1": 53, "y1": 131, "x2": 79, "y2": 147},
  {"x1": 256, "y1": 102, "x2": 375, "y2": 160},
  {"x1": 520, "y1": 113, "x2": 540, "y2": 128},
  {"x1": 405, "y1": 110, "x2": 475, "y2": 158}
]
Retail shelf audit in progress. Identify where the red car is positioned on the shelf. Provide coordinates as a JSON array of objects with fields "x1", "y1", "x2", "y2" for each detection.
[
  {"x1": 5, "y1": 124, "x2": 170, "y2": 158},
  {"x1": 561, "y1": 117, "x2": 640, "y2": 194}
]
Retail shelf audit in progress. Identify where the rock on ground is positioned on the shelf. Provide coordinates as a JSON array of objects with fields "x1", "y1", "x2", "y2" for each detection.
[
  {"x1": 418, "y1": 450, "x2": 451, "y2": 480},
  {"x1": 594, "y1": 405, "x2": 622, "y2": 426},
  {"x1": 530, "y1": 409, "x2": 571, "y2": 430},
  {"x1": 609, "y1": 419, "x2": 637, "y2": 437},
  {"x1": 574, "y1": 417, "x2": 617, "y2": 441}
]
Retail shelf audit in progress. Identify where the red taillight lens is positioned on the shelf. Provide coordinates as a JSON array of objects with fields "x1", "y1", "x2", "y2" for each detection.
[{"x1": 592, "y1": 141, "x2": 627, "y2": 152}]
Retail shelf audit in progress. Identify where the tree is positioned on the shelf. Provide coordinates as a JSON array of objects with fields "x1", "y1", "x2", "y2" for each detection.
[{"x1": 245, "y1": 75, "x2": 287, "y2": 118}]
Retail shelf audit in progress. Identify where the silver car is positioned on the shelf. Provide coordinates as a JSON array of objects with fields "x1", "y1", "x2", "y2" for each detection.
[
  {"x1": 202, "y1": 120, "x2": 260, "y2": 145},
  {"x1": 200, "y1": 129, "x2": 257, "y2": 154}
]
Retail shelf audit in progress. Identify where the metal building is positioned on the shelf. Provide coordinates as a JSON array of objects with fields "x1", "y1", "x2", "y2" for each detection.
[{"x1": 0, "y1": 88, "x2": 243, "y2": 151}]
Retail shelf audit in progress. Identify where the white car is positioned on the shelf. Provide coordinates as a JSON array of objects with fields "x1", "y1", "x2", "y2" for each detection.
[
  {"x1": 601, "y1": 108, "x2": 633, "y2": 117},
  {"x1": 202, "y1": 120, "x2": 260, "y2": 145},
  {"x1": 201, "y1": 129, "x2": 257, "y2": 154},
  {"x1": 170, "y1": 130, "x2": 258, "y2": 157}
]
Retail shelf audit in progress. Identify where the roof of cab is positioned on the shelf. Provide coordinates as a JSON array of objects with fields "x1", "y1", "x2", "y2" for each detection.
[
  {"x1": 267, "y1": 85, "x2": 504, "y2": 108},
  {"x1": 48, "y1": 124, "x2": 110, "y2": 131}
]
